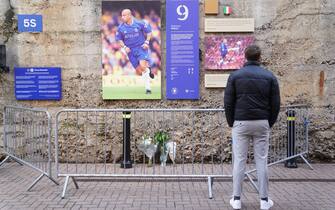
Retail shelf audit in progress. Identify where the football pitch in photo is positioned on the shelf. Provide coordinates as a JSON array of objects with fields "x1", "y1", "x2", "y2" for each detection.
[
  {"x1": 103, "y1": 86, "x2": 161, "y2": 99},
  {"x1": 102, "y1": 74, "x2": 161, "y2": 99}
]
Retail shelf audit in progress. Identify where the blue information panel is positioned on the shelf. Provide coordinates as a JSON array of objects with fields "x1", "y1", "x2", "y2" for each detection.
[
  {"x1": 166, "y1": 0, "x2": 199, "y2": 99},
  {"x1": 18, "y1": 15, "x2": 43, "y2": 32},
  {"x1": 15, "y1": 67, "x2": 62, "y2": 100}
]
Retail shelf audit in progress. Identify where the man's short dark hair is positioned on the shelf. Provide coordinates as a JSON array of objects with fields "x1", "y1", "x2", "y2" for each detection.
[{"x1": 245, "y1": 45, "x2": 261, "y2": 61}]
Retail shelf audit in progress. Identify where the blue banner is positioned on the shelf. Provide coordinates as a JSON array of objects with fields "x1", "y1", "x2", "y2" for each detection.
[
  {"x1": 166, "y1": 0, "x2": 199, "y2": 99},
  {"x1": 15, "y1": 67, "x2": 62, "y2": 100},
  {"x1": 18, "y1": 15, "x2": 43, "y2": 32}
]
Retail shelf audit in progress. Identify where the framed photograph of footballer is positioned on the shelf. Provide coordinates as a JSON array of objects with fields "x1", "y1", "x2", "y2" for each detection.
[
  {"x1": 204, "y1": 35, "x2": 254, "y2": 70},
  {"x1": 101, "y1": 1, "x2": 162, "y2": 99}
]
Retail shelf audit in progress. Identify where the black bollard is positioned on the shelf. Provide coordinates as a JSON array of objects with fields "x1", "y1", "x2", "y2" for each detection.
[
  {"x1": 121, "y1": 111, "x2": 132, "y2": 168},
  {"x1": 285, "y1": 109, "x2": 298, "y2": 168}
]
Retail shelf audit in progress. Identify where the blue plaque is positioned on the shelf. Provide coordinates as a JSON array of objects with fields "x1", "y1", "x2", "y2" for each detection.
[
  {"x1": 15, "y1": 67, "x2": 62, "y2": 100},
  {"x1": 166, "y1": 0, "x2": 199, "y2": 99}
]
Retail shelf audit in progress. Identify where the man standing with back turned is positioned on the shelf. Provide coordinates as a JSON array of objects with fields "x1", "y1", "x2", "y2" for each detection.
[{"x1": 224, "y1": 45, "x2": 280, "y2": 210}]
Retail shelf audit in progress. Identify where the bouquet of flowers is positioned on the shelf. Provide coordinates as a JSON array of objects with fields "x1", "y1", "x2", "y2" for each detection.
[{"x1": 137, "y1": 134, "x2": 158, "y2": 167}]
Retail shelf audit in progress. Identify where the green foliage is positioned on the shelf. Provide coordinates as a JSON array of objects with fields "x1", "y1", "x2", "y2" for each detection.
[{"x1": 153, "y1": 130, "x2": 169, "y2": 146}]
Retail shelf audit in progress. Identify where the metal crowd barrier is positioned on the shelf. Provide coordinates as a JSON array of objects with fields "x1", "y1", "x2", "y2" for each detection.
[
  {"x1": 55, "y1": 109, "x2": 228, "y2": 198},
  {"x1": 55, "y1": 107, "x2": 311, "y2": 198},
  {"x1": 245, "y1": 105, "x2": 312, "y2": 191},
  {"x1": 0, "y1": 106, "x2": 59, "y2": 190}
]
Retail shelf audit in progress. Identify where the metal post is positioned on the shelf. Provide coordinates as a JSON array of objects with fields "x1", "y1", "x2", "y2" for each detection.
[
  {"x1": 3, "y1": 107, "x2": 7, "y2": 154},
  {"x1": 121, "y1": 111, "x2": 132, "y2": 168},
  {"x1": 301, "y1": 115, "x2": 313, "y2": 170},
  {"x1": 285, "y1": 109, "x2": 298, "y2": 168},
  {"x1": 61, "y1": 176, "x2": 70, "y2": 199},
  {"x1": 46, "y1": 112, "x2": 52, "y2": 177},
  {"x1": 208, "y1": 177, "x2": 213, "y2": 199}
]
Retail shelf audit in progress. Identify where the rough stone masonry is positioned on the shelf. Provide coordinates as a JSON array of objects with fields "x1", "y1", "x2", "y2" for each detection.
[{"x1": 0, "y1": 0, "x2": 334, "y2": 162}]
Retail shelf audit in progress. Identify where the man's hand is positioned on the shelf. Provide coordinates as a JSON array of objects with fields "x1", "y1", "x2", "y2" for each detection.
[
  {"x1": 119, "y1": 40, "x2": 130, "y2": 54},
  {"x1": 121, "y1": 45, "x2": 131, "y2": 53},
  {"x1": 142, "y1": 43, "x2": 149, "y2": 50},
  {"x1": 142, "y1": 40, "x2": 149, "y2": 50},
  {"x1": 124, "y1": 46, "x2": 131, "y2": 53}
]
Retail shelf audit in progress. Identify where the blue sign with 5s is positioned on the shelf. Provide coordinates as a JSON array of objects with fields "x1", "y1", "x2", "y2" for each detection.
[{"x1": 18, "y1": 15, "x2": 43, "y2": 32}]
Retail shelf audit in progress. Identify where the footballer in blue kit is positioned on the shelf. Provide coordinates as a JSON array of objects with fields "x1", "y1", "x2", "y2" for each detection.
[
  {"x1": 221, "y1": 41, "x2": 228, "y2": 59},
  {"x1": 116, "y1": 9, "x2": 154, "y2": 94}
]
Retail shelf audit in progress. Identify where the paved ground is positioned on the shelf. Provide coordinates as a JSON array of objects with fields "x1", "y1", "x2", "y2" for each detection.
[{"x1": 0, "y1": 162, "x2": 335, "y2": 210}]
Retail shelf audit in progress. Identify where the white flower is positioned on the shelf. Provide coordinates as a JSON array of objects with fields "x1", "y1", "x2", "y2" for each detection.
[{"x1": 143, "y1": 136, "x2": 152, "y2": 145}]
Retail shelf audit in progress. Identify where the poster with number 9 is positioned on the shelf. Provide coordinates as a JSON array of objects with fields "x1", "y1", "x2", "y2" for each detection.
[{"x1": 166, "y1": 0, "x2": 199, "y2": 100}]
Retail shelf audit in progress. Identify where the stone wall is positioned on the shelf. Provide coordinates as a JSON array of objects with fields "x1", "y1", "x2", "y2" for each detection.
[{"x1": 0, "y1": 0, "x2": 334, "y2": 162}]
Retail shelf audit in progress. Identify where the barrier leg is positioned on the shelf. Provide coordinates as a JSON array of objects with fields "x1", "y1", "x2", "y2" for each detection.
[
  {"x1": 27, "y1": 173, "x2": 59, "y2": 192},
  {"x1": 61, "y1": 176, "x2": 70, "y2": 199},
  {"x1": 27, "y1": 173, "x2": 44, "y2": 191},
  {"x1": 72, "y1": 177, "x2": 79, "y2": 189},
  {"x1": 300, "y1": 154, "x2": 313, "y2": 170},
  {"x1": 0, "y1": 156, "x2": 10, "y2": 167},
  {"x1": 245, "y1": 173, "x2": 259, "y2": 193},
  {"x1": 208, "y1": 177, "x2": 213, "y2": 199},
  {"x1": 0, "y1": 156, "x2": 24, "y2": 166},
  {"x1": 15, "y1": 159, "x2": 24, "y2": 166},
  {"x1": 46, "y1": 175, "x2": 60, "y2": 186},
  {"x1": 9, "y1": 155, "x2": 25, "y2": 166}
]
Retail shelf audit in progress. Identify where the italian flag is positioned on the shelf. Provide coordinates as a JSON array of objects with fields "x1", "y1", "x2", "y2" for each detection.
[{"x1": 223, "y1": 6, "x2": 232, "y2": 15}]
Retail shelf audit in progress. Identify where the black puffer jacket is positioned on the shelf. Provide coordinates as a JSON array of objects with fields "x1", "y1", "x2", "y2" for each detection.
[{"x1": 224, "y1": 61, "x2": 281, "y2": 127}]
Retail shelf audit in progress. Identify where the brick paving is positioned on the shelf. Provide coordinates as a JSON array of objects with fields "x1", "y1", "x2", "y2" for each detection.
[{"x1": 0, "y1": 162, "x2": 335, "y2": 210}]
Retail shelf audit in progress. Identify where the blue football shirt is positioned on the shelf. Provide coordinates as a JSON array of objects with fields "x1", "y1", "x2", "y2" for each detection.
[
  {"x1": 221, "y1": 42, "x2": 228, "y2": 58},
  {"x1": 116, "y1": 18, "x2": 152, "y2": 49}
]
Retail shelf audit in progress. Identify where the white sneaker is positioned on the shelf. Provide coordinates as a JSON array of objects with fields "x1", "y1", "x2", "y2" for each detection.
[
  {"x1": 230, "y1": 198, "x2": 241, "y2": 209},
  {"x1": 260, "y1": 198, "x2": 274, "y2": 210}
]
